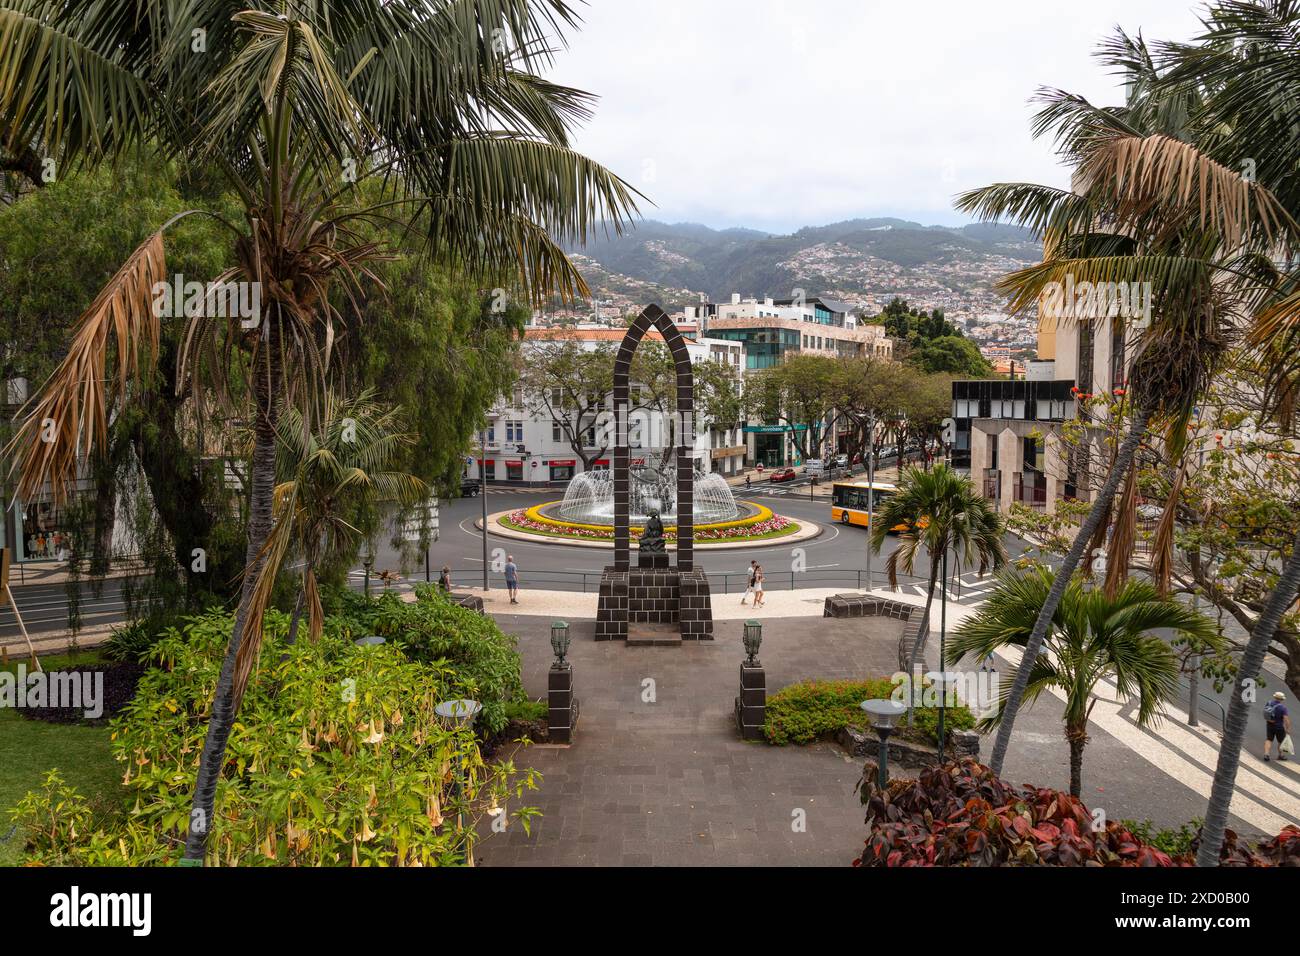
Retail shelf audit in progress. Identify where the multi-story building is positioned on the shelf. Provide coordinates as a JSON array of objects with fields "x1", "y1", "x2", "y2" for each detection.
[
  {"x1": 684, "y1": 294, "x2": 894, "y2": 467},
  {"x1": 467, "y1": 325, "x2": 747, "y2": 485},
  {"x1": 953, "y1": 308, "x2": 1131, "y2": 514}
]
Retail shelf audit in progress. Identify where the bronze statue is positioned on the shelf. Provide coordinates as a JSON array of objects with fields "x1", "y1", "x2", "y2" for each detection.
[{"x1": 639, "y1": 510, "x2": 667, "y2": 553}]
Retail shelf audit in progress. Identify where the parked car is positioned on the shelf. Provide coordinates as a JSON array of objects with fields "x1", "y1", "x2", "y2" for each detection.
[
  {"x1": 460, "y1": 482, "x2": 481, "y2": 497},
  {"x1": 833, "y1": 454, "x2": 849, "y2": 469},
  {"x1": 769, "y1": 467, "x2": 797, "y2": 483}
]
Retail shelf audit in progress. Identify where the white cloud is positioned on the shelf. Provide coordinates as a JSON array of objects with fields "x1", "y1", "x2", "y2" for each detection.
[{"x1": 548, "y1": 0, "x2": 1205, "y2": 232}]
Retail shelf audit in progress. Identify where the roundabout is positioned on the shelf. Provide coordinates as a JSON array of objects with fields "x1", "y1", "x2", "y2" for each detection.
[{"x1": 485, "y1": 500, "x2": 820, "y2": 550}]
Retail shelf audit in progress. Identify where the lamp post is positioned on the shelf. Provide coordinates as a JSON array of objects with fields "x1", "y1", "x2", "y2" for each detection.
[
  {"x1": 435, "y1": 698, "x2": 482, "y2": 865},
  {"x1": 363, "y1": 551, "x2": 373, "y2": 599},
  {"x1": 865, "y1": 412, "x2": 876, "y2": 592},
  {"x1": 926, "y1": 669, "x2": 962, "y2": 763},
  {"x1": 550, "y1": 620, "x2": 571, "y2": 668},
  {"x1": 861, "y1": 698, "x2": 907, "y2": 789},
  {"x1": 743, "y1": 619, "x2": 762, "y2": 666},
  {"x1": 479, "y1": 429, "x2": 489, "y2": 592}
]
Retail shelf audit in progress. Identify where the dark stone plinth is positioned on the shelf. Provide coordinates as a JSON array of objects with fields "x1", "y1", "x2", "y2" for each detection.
[
  {"x1": 595, "y1": 569, "x2": 628, "y2": 642},
  {"x1": 595, "y1": 564, "x2": 714, "y2": 642},
  {"x1": 637, "y1": 551, "x2": 670, "y2": 569},
  {"x1": 548, "y1": 665, "x2": 578, "y2": 744},
  {"x1": 837, "y1": 724, "x2": 979, "y2": 766},
  {"x1": 735, "y1": 663, "x2": 766, "y2": 740},
  {"x1": 678, "y1": 568, "x2": 714, "y2": 640}
]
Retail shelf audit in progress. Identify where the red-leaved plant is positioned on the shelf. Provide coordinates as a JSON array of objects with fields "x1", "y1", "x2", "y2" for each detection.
[{"x1": 853, "y1": 759, "x2": 1296, "y2": 867}]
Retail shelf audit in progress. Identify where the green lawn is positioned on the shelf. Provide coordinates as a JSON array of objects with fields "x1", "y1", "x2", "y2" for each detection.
[{"x1": 0, "y1": 651, "x2": 122, "y2": 866}]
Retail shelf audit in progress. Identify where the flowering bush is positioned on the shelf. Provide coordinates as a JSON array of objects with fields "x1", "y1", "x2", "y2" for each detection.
[
  {"x1": 9, "y1": 606, "x2": 539, "y2": 866},
  {"x1": 853, "y1": 759, "x2": 1296, "y2": 867},
  {"x1": 502, "y1": 509, "x2": 795, "y2": 542}
]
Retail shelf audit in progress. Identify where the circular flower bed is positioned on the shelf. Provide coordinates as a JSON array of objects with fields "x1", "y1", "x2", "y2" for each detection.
[{"x1": 500, "y1": 502, "x2": 800, "y2": 543}]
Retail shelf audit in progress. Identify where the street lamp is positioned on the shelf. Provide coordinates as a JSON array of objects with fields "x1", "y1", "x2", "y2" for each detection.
[
  {"x1": 479, "y1": 429, "x2": 489, "y2": 592},
  {"x1": 743, "y1": 620, "x2": 762, "y2": 666},
  {"x1": 550, "y1": 620, "x2": 571, "y2": 667},
  {"x1": 926, "y1": 669, "x2": 961, "y2": 763},
  {"x1": 435, "y1": 698, "x2": 483, "y2": 730},
  {"x1": 860, "y1": 698, "x2": 907, "y2": 789},
  {"x1": 435, "y1": 697, "x2": 483, "y2": 866}
]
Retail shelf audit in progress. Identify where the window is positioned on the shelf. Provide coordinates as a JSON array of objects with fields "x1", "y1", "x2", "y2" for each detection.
[
  {"x1": 485, "y1": 424, "x2": 496, "y2": 443},
  {"x1": 506, "y1": 461, "x2": 524, "y2": 481},
  {"x1": 506, "y1": 420, "x2": 524, "y2": 443},
  {"x1": 552, "y1": 421, "x2": 563, "y2": 443}
]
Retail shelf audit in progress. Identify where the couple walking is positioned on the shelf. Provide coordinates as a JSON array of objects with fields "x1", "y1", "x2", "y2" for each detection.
[{"x1": 740, "y1": 559, "x2": 765, "y2": 608}]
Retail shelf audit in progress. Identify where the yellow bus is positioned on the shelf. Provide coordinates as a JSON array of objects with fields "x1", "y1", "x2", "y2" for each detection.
[{"x1": 830, "y1": 480, "x2": 915, "y2": 533}]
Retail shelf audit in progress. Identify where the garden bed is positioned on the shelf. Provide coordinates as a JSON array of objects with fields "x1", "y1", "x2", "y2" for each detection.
[{"x1": 501, "y1": 502, "x2": 800, "y2": 543}]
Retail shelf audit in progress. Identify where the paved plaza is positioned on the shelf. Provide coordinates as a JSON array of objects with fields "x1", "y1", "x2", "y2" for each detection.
[{"x1": 479, "y1": 612, "x2": 1296, "y2": 866}]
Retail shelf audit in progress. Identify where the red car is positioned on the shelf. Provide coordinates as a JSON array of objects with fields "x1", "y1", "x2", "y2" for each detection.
[{"x1": 769, "y1": 467, "x2": 797, "y2": 483}]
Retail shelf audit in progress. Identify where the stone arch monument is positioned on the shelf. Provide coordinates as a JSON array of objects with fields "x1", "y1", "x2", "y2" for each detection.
[{"x1": 595, "y1": 305, "x2": 714, "y2": 644}]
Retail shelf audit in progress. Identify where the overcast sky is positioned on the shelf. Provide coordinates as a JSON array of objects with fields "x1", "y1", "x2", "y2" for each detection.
[{"x1": 547, "y1": 0, "x2": 1207, "y2": 234}]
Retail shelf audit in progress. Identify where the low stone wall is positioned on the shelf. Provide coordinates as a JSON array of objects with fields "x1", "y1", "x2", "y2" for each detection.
[
  {"x1": 449, "y1": 592, "x2": 485, "y2": 614},
  {"x1": 821, "y1": 593, "x2": 926, "y2": 672},
  {"x1": 837, "y1": 724, "x2": 980, "y2": 769}
]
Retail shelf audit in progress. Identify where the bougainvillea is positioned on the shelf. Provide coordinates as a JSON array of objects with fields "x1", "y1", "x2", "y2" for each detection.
[{"x1": 853, "y1": 759, "x2": 1293, "y2": 867}]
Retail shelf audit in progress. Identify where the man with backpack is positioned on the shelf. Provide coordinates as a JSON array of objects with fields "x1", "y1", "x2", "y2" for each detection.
[{"x1": 1264, "y1": 691, "x2": 1291, "y2": 762}]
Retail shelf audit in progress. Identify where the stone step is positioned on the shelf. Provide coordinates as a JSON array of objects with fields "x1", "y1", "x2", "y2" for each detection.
[{"x1": 626, "y1": 622, "x2": 682, "y2": 647}]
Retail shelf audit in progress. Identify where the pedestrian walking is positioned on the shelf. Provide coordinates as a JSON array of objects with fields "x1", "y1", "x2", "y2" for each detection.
[
  {"x1": 438, "y1": 565, "x2": 452, "y2": 592},
  {"x1": 752, "y1": 564, "x2": 765, "y2": 608},
  {"x1": 740, "y1": 560, "x2": 757, "y2": 605},
  {"x1": 745, "y1": 474, "x2": 752, "y2": 490},
  {"x1": 505, "y1": 555, "x2": 519, "y2": 604},
  {"x1": 1264, "y1": 691, "x2": 1292, "y2": 762}
]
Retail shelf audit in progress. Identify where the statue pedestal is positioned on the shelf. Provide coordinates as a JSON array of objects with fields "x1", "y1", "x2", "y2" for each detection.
[
  {"x1": 594, "y1": 563, "x2": 713, "y2": 642},
  {"x1": 638, "y1": 551, "x2": 669, "y2": 569}
]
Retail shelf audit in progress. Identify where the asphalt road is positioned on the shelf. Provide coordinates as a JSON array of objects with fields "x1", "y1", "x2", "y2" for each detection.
[{"x1": 358, "y1": 487, "x2": 1031, "y2": 603}]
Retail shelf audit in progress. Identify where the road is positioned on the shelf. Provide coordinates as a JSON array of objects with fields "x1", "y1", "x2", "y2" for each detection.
[
  {"x1": 2, "y1": 484, "x2": 1282, "y2": 749},
  {"x1": 358, "y1": 486, "x2": 1030, "y2": 604}
]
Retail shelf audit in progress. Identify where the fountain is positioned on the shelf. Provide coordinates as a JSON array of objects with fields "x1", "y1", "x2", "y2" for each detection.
[{"x1": 559, "y1": 462, "x2": 740, "y2": 525}]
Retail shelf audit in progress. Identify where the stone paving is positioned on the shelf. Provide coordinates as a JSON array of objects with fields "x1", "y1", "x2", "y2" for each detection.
[{"x1": 478, "y1": 613, "x2": 1286, "y2": 866}]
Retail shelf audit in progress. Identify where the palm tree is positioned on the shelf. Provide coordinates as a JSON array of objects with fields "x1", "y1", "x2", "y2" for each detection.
[
  {"x1": 1142, "y1": 0, "x2": 1300, "y2": 865},
  {"x1": 955, "y1": 23, "x2": 1300, "y2": 785},
  {"x1": 871, "y1": 463, "x2": 1006, "y2": 690},
  {"x1": 0, "y1": 0, "x2": 638, "y2": 863},
  {"x1": 265, "y1": 389, "x2": 425, "y2": 653},
  {"x1": 948, "y1": 566, "x2": 1218, "y2": 797}
]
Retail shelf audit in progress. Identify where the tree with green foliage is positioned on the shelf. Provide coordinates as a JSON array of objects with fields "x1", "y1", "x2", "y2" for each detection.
[
  {"x1": 0, "y1": 0, "x2": 639, "y2": 864},
  {"x1": 745, "y1": 353, "x2": 844, "y2": 461},
  {"x1": 872, "y1": 464, "x2": 1007, "y2": 691},
  {"x1": 950, "y1": 567, "x2": 1219, "y2": 796}
]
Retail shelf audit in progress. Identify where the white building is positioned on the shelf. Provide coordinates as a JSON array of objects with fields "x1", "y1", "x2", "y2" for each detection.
[{"x1": 467, "y1": 325, "x2": 747, "y2": 485}]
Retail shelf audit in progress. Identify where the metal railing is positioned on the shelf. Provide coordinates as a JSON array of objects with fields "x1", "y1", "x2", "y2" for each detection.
[{"x1": 359, "y1": 566, "x2": 935, "y2": 596}]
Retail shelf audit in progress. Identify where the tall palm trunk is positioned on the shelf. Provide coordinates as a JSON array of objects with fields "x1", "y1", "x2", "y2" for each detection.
[
  {"x1": 988, "y1": 397, "x2": 1157, "y2": 775},
  {"x1": 905, "y1": 548, "x2": 944, "y2": 724},
  {"x1": 182, "y1": 324, "x2": 282, "y2": 864},
  {"x1": 1066, "y1": 722, "x2": 1088, "y2": 797},
  {"x1": 1196, "y1": 527, "x2": 1300, "y2": 866}
]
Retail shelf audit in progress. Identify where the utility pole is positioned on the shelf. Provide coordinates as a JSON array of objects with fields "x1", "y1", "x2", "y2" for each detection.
[
  {"x1": 866, "y1": 413, "x2": 876, "y2": 592},
  {"x1": 479, "y1": 429, "x2": 489, "y2": 591}
]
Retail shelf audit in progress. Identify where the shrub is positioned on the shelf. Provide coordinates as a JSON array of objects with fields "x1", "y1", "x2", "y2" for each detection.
[
  {"x1": 368, "y1": 586, "x2": 524, "y2": 733},
  {"x1": 1122, "y1": 818, "x2": 1202, "y2": 857},
  {"x1": 9, "y1": 609, "x2": 539, "y2": 866},
  {"x1": 853, "y1": 759, "x2": 1297, "y2": 867},
  {"x1": 764, "y1": 678, "x2": 974, "y2": 747}
]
